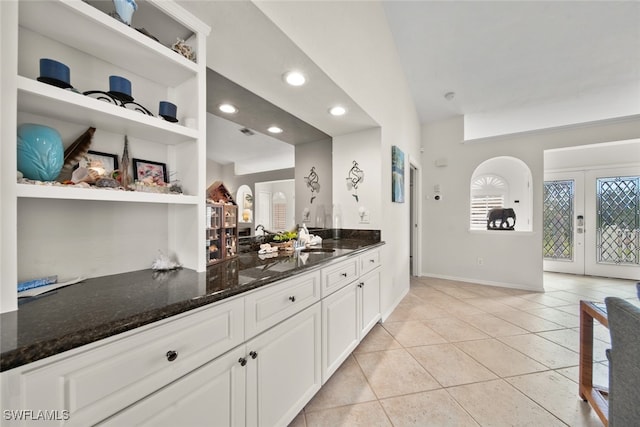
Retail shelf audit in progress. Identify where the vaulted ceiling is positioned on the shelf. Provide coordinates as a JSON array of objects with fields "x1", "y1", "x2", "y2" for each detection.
[
  {"x1": 176, "y1": 1, "x2": 640, "y2": 171},
  {"x1": 382, "y1": 1, "x2": 640, "y2": 124}
]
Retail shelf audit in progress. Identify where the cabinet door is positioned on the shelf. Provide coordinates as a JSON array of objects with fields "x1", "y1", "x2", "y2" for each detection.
[
  {"x1": 359, "y1": 269, "x2": 381, "y2": 339},
  {"x1": 246, "y1": 303, "x2": 321, "y2": 427},
  {"x1": 321, "y1": 282, "x2": 358, "y2": 383},
  {"x1": 99, "y1": 346, "x2": 246, "y2": 427}
]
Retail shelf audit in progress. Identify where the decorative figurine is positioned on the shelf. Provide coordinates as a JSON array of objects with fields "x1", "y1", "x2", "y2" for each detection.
[
  {"x1": 119, "y1": 135, "x2": 132, "y2": 188},
  {"x1": 487, "y1": 208, "x2": 517, "y2": 230},
  {"x1": 172, "y1": 39, "x2": 196, "y2": 62}
]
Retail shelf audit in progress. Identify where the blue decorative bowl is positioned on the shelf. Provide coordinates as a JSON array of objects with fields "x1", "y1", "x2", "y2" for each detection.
[{"x1": 17, "y1": 124, "x2": 64, "y2": 181}]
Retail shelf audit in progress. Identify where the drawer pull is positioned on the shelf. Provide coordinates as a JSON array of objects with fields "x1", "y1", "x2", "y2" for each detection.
[
  {"x1": 341, "y1": 272, "x2": 348, "y2": 277},
  {"x1": 166, "y1": 350, "x2": 178, "y2": 362},
  {"x1": 369, "y1": 259, "x2": 375, "y2": 263},
  {"x1": 289, "y1": 296, "x2": 296, "y2": 302},
  {"x1": 358, "y1": 282, "x2": 364, "y2": 288},
  {"x1": 239, "y1": 357, "x2": 247, "y2": 367},
  {"x1": 250, "y1": 351, "x2": 258, "y2": 359}
]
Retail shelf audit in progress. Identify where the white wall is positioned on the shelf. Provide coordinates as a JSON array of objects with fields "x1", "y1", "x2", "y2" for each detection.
[
  {"x1": 255, "y1": 1, "x2": 422, "y2": 319},
  {"x1": 422, "y1": 115, "x2": 640, "y2": 290},
  {"x1": 464, "y1": 83, "x2": 640, "y2": 141},
  {"x1": 545, "y1": 138, "x2": 640, "y2": 171},
  {"x1": 332, "y1": 128, "x2": 381, "y2": 230}
]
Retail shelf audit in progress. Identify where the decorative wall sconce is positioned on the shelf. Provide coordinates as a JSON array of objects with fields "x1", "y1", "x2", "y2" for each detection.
[
  {"x1": 304, "y1": 166, "x2": 320, "y2": 204},
  {"x1": 346, "y1": 160, "x2": 364, "y2": 202}
]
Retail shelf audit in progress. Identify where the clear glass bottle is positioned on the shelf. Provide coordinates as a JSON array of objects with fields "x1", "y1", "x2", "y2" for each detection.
[{"x1": 332, "y1": 204, "x2": 342, "y2": 239}]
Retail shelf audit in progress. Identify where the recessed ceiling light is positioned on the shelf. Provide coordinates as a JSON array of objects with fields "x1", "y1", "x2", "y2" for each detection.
[
  {"x1": 329, "y1": 105, "x2": 347, "y2": 116},
  {"x1": 268, "y1": 126, "x2": 283, "y2": 134},
  {"x1": 283, "y1": 71, "x2": 306, "y2": 87},
  {"x1": 219, "y1": 103, "x2": 238, "y2": 114}
]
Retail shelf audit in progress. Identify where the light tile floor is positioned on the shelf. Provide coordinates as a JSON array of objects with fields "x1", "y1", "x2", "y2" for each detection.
[{"x1": 289, "y1": 272, "x2": 639, "y2": 427}]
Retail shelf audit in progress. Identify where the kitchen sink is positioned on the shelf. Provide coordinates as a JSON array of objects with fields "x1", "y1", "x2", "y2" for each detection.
[{"x1": 300, "y1": 248, "x2": 335, "y2": 253}]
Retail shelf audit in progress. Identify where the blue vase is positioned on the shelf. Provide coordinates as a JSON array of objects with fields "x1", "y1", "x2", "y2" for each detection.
[
  {"x1": 113, "y1": 0, "x2": 137, "y2": 25},
  {"x1": 17, "y1": 124, "x2": 64, "y2": 181}
]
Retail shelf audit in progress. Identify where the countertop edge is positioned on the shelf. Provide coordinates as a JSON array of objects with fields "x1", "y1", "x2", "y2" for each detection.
[{"x1": 1, "y1": 241, "x2": 385, "y2": 372}]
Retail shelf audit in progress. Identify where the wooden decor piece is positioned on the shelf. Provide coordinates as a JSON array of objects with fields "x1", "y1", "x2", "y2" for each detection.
[{"x1": 207, "y1": 180, "x2": 235, "y2": 204}]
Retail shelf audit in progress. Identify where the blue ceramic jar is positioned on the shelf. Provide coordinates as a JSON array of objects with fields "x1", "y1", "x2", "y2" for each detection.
[{"x1": 17, "y1": 124, "x2": 64, "y2": 181}]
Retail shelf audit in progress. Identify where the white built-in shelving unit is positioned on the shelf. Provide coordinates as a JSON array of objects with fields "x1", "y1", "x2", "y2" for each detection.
[{"x1": 0, "y1": 0, "x2": 210, "y2": 312}]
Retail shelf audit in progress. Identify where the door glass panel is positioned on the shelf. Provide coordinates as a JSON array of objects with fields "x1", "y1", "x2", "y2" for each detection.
[
  {"x1": 543, "y1": 180, "x2": 574, "y2": 260},
  {"x1": 596, "y1": 176, "x2": 640, "y2": 265}
]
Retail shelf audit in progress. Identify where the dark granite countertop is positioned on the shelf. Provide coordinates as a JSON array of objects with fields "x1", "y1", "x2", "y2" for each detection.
[{"x1": 1, "y1": 231, "x2": 383, "y2": 372}]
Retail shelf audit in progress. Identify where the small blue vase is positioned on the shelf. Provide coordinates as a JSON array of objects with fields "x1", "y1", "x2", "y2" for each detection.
[{"x1": 17, "y1": 124, "x2": 64, "y2": 181}]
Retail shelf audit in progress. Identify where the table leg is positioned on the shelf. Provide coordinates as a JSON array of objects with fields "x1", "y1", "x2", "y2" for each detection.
[{"x1": 579, "y1": 302, "x2": 594, "y2": 401}]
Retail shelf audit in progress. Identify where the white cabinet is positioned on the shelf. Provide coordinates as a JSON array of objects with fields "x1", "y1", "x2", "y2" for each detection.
[
  {"x1": 246, "y1": 303, "x2": 322, "y2": 427},
  {"x1": 106, "y1": 301, "x2": 322, "y2": 427},
  {"x1": 359, "y1": 247, "x2": 381, "y2": 276},
  {"x1": 319, "y1": 257, "x2": 359, "y2": 297},
  {"x1": 0, "y1": 248, "x2": 380, "y2": 426},
  {"x1": 244, "y1": 270, "x2": 320, "y2": 339},
  {"x1": 321, "y1": 282, "x2": 359, "y2": 382},
  {"x1": 0, "y1": 0, "x2": 210, "y2": 313},
  {"x1": 321, "y1": 248, "x2": 382, "y2": 383},
  {"x1": 358, "y1": 268, "x2": 381, "y2": 338},
  {"x1": 1, "y1": 297, "x2": 244, "y2": 427},
  {"x1": 98, "y1": 346, "x2": 247, "y2": 427}
]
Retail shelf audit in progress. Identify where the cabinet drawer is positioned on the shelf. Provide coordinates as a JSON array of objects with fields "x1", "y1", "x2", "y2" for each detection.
[
  {"x1": 359, "y1": 248, "x2": 381, "y2": 275},
  {"x1": 9, "y1": 298, "x2": 244, "y2": 427},
  {"x1": 245, "y1": 271, "x2": 321, "y2": 339},
  {"x1": 320, "y1": 257, "x2": 359, "y2": 297}
]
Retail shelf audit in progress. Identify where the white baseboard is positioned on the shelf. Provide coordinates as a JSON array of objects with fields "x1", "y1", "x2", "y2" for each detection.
[
  {"x1": 381, "y1": 285, "x2": 409, "y2": 322},
  {"x1": 419, "y1": 272, "x2": 544, "y2": 293}
]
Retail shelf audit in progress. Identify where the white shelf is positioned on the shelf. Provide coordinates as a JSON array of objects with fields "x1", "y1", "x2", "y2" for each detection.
[
  {"x1": 18, "y1": 76, "x2": 198, "y2": 144},
  {"x1": 18, "y1": 0, "x2": 198, "y2": 87},
  {"x1": 16, "y1": 183, "x2": 199, "y2": 205}
]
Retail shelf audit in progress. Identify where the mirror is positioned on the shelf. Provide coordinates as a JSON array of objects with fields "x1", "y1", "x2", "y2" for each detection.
[{"x1": 205, "y1": 68, "x2": 333, "y2": 236}]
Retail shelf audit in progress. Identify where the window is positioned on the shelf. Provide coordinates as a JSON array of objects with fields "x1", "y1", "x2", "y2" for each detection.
[
  {"x1": 272, "y1": 192, "x2": 287, "y2": 230},
  {"x1": 470, "y1": 175, "x2": 507, "y2": 230}
]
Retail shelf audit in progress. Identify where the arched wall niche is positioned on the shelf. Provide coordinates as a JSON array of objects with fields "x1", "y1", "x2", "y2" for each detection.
[{"x1": 470, "y1": 156, "x2": 533, "y2": 231}]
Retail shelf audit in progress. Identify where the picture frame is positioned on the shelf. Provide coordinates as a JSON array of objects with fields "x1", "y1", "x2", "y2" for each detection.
[
  {"x1": 391, "y1": 145, "x2": 405, "y2": 203},
  {"x1": 77, "y1": 150, "x2": 119, "y2": 175},
  {"x1": 132, "y1": 158, "x2": 169, "y2": 185}
]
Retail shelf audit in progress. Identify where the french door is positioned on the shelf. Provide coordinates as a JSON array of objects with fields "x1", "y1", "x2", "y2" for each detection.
[{"x1": 544, "y1": 167, "x2": 640, "y2": 280}]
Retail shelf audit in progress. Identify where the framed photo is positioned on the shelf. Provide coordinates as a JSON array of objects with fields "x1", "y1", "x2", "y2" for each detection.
[
  {"x1": 132, "y1": 158, "x2": 168, "y2": 185},
  {"x1": 391, "y1": 145, "x2": 405, "y2": 203},
  {"x1": 77, "y1": 150, "x2": 119, "y2": 175}
]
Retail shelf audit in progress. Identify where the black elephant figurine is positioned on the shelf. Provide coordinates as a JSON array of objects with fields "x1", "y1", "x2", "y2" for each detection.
[{"x1": 487, "y1": 208, "x2": 516, "y2": 230}]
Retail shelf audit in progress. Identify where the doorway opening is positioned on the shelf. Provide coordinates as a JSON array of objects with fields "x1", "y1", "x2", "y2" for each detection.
[
  {"x1": 410, "y1": 162, "x2": 420, "y2": 277},
  {"x1": 543, "y1": 140, "x2": 640, "y2": 280}
]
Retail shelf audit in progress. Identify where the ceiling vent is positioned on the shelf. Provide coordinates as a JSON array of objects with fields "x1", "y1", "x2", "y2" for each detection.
[{"x1": 239, "y1": 127, "x2": 255, "y2": 136}]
